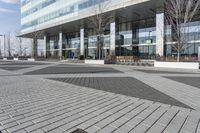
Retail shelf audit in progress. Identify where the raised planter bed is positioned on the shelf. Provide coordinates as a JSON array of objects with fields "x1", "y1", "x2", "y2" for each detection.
[
  {"x1": 13, "y1": 58, "x2": 19, "y2": 61},
  {"x1": 27, "y1": 58, "x2": 35, "y2": 62},
  {"x1": 154, "y1": 61, "x2": 199, "y2": 70}
]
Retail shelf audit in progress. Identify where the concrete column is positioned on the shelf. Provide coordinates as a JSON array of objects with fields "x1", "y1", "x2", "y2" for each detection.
[
  {"x1": 59, "y1": 32, "x2": 63, "y2": 59},
  {"x1": 156, "y1": 12, "x2": 164, "y2": 56},
  {"x1": 80, "y1": 28, "x2": 85, "y2": 56},
  {"x1": 44, "y1": 35, "x2": 47, "y2": 58},
  {"x1": 110, "y1": 22, "x2": 116, "y2": 55}
]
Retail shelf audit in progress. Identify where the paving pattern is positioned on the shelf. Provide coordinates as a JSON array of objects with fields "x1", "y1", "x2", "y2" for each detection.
[
  {"x1": 0, "y1": 67, "x2": 30, "y2": 71},
  {"x1": 0, "y1": 61, "x2": 49, "y2": 66},
  {"x1": 0, "y1": 60, "x2": 200, "y2": 133},
  {"x1": 25, "y1": 65, "x2": 122, "y2": 75},
  {"x1": 135, "y1": 69, "x2": 199, "y2": 74},
  {"x1": 165, "y1": 76, "x2": 200, "y2": 89},
  {"x1": 49, "y1": 77, "x2": 190, "y2": 108}
]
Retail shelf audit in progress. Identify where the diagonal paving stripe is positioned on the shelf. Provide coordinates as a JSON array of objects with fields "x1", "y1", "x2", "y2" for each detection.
[{"x1": 126, "y1": 71, "x2": 200, "y2": 111}]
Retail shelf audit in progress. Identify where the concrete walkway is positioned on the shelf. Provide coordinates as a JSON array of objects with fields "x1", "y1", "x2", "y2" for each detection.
[{"x1": 0, "y1": 60, "x2": 200, "y2": 133}]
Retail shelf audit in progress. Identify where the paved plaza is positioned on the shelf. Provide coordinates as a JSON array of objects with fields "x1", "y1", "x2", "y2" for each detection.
[{"x1": 0, "y1": 60, "x2": 200, "y2": 133}]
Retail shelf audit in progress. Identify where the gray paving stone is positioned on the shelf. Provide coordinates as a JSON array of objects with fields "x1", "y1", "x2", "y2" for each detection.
[
  {"x1": 97, "y1": 125, "x2": 116, "y2": 133},
  {"x1": 47, "y1": 128, "x2": 64, "y2": 133},
  {"x1": 110, "y1": 117, "x2": 128, "y2": 128},
  {"x1": 163, "y1": 110, "x2": 190, "y2": 133},
  {"x1": 7, "y1": 121, "x2": 33, "y2": 133},
  {"x1": 31, "y1": 129, "x2": 45, "y2": 133},
  {"x1": 0, "y1": 116, "x2": 10, "y2": 121},
  {"x1": 113, "y1": 124, "x2": 132, "y2": 133},
  {"x1": 42, "y1": 120, "x2": 65, "y2": 132},
  {"x1": 49, "y1": 77, "x2": 190, "y2": 108},
  {"x1": 13, "y1": 129, "x2": 27, "y2": 133},
  {"x1": 85, "y1": 126, "x2": 100, "y2": 133},
  {"x1": 25, "y1": 66, "x2": 122, "y2": 75},
  {"x1": 0, "y1": 130, "x2": 9, "y2": 133},
  {"x1": 146, "y1": 123, "x2": 166, "y2": 133},
  {"x1": 165, "y1": 76, "x2": 200, "y2": 89},
  {"x1": 25, "y1": 121, "x2": 50, "y2": 132},
  {"x1": 0, "y1": 67, "x2": 30, "y2": 71},
  {"x1": 129, "y1": 124, "x2": 150, "y2": 133},
  {"x1": 0, "y1": 61, "x2": 200, "y2": 133},
  {"x1": 60, "y1": 120, "x2": 82, "y2": 131},
  {"x1": 1, "y1": 115, "x2": 25, "y2": 125},
  {"x1": 0, "y1": 121, "x2": 18, "y2": 131}
]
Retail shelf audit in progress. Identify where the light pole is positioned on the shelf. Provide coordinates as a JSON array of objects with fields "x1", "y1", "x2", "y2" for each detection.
[{"x1": 0, "y1": 34, "x2": 5, "y2": 57}]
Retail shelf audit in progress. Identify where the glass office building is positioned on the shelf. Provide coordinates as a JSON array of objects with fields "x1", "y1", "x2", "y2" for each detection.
[{"x1": 20, "y1": 0, "x2": 200, "y2": 60}]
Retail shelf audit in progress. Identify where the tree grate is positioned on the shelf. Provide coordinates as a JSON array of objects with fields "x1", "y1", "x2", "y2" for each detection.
[{"x1": 71, "y1": 128, "x2": 88, "y2": 133}]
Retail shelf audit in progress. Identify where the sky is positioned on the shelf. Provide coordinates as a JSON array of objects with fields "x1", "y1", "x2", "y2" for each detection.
[
  {"x1": 0, "y1": 0, "x2": 43, "y2": 57},
  {"x1": 0, "y1": 0, "x2": 20, "y2": 34}
]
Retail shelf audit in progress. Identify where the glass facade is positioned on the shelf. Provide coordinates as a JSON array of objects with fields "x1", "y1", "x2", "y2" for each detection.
[
  {"x1": 165, "y1": 21, "x2": 200, "y2": 57},
  {"x1": 62, "y1": 32, "x2": 80, "y2": 59},
  {"x1": 46, "y1": 35, "x2": 59, "y2": 58},
  {"x1": 21, "y1": 0, "x2": 108, "y2": 30},
  {"x1": 21, "y1": 0, "x2": 31, "y2": 6},
  {"x1": 116, "y1": 17, "x2": 156, "y2": 59},
  {"x1": 21, "y1": 0, "x2": 200, "y2": 61}
]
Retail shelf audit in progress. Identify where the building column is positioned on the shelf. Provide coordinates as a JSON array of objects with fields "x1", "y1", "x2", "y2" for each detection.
[
  {"x1": 110, "y1": 22, "x2": 116, "y2": 55},
  {"x1": 44, "y1": 35, "x2": 47, "y2": 58},
  {"x1": 156, "y1": 12, "x2": 165, "y2": 56},
  {"x1": 198, "y1": 46, "x2": 200, "y2": 61},
  {"x1": 80, "y1": 28, "x2": 85, "y2": 56},
  {"x1": 59, "y1": 32, "x2": 63, "y2": 60}
]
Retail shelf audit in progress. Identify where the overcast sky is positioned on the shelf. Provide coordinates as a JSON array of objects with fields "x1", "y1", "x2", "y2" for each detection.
[{"x1": 0, "y1": 0, "x2": 20, "y2": 34}]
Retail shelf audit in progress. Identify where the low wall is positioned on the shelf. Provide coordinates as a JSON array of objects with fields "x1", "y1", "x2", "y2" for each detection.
[
  {"x1": 154, "y1": 61, "x2": 199, "y2": 70},
  {"x1": 14, "y1": 58, "x2": 19, "y2": 61},
  {"x1": 85, "y1": 60, "x2": 105, "y2": 65},
  {"x1": 28, "y1": 58, "x2": 35, "y2": 62}
]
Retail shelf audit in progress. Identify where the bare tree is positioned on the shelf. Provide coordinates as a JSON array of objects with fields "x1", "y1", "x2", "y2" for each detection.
[
  {"x1": 15, "y1": 32, "x2": 23, "y2": 56},
  {"x1": 29, "y1": 28, "x2": 42, "y2": 58},
  {"x1": 165, "y1": 0, "x2": 200, "y2": 61},
  {"x1": 85, "y1": 0, "x2": 113, "y2": 60}
]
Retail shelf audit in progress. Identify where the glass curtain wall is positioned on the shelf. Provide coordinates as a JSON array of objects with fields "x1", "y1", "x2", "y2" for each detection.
[
  {"x1": 46, "y1": 35, "x2": 59, "y2": 58},
  {"x1": 62, "y1": 32, "x2": 80, "y2": 59},
  {"x1": 87, "y1": 34, "x2": 110, "y2": 60},
  {"x1": 116, "y1": 17, "x2": 156, "y2": 59},
  {"x1": 165, "y1": 21, "x2": 200, "y2": 58}
]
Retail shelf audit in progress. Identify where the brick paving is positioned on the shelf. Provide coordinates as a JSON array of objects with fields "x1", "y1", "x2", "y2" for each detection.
[
  {"x1": 0, "y1": 61, "x2": 49, "y2": 66},
  {"x1": 0, "y1": 67, "x2": 30, "y2": 71},
  {"x1": 25, "y1": 65, "x2": 122, "y2": 75},
  {"x1": 135, "y1": 69, "x2": 199, "y2": 74},
  {"x1": 49, "y1": 77, "x2": 190, "y2": 108},
  {"x1": 0, "y1": 60, "x2": 200, "y2": 133},
  {"x1": 164, "y1": 76, "x2": 200, "y2": 89}
]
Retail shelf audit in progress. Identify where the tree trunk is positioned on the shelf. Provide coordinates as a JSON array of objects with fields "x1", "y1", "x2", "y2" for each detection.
[
  {"x1": 97, "y1": 36, "x2": 101, "y2": 60},
  {"x1": 177, "y1": 41, "x2": 180, "y2": 62},
  {"x1": 177, "y1": 51, "x2": 180, "y2": 62},
  {"x1": 32, "y1": 38, "x2": 37, "y2": 58}
]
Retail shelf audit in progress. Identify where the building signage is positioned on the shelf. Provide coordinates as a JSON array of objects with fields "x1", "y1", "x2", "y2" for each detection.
[{"x1": 145, "y1": 39, "x2": 152, "y2": 44}]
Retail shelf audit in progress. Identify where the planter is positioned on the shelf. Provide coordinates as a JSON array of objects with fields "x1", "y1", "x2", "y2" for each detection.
[
  {"x1": 154, "y1": 61, "x2": 199, "y2": 70},
  {"x1": 28, "y1": 58, "x2": 35, "y2": 62},
  {"x1": 13, "y1": 58, "x2": 19, "y2": 61},
  {"x1": 85, "y1": 60, "x2": 105, "y2": 65}
]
